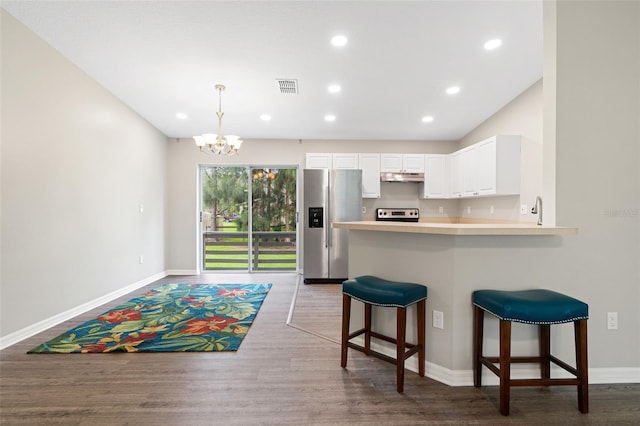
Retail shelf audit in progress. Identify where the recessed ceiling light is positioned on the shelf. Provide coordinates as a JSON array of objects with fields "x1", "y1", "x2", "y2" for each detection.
[
  {"x1": 446, "y1": 86, "x2": 461, "y2": 95},
  {"x1": 260, "y1": 114, "x2": 271, "y2": 121},
  {"x1": 328, "y1": 84, "x2": 341, "y2": 93},
  {"x1": 484, "y1": 39, "x2": 503, "y2": 50},
  {"x1": 421, "y1": 116, "x2": 434, "y2": 123},
  {"x1": 324, "y1": 114, "x2": 336, "y2": 122},
  {"x1": 176, "y1": 113, "x2": 188, "y2": 119},
  {"x1": 331, "y1": 35, "x2": 348, "y2": 47}
]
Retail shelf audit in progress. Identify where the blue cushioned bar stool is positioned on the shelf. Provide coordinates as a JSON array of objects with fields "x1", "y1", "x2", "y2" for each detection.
[
  {"x1": 341, "y1": 275, "x2": 427, "y2": 393},
  {"x1": 472, "y1": 289, "x2": 589, "y2": 415}
]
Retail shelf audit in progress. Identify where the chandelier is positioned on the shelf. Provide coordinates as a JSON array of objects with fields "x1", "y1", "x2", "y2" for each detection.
[{"x1": 193, "y1": 84, "x2": 243, "y2": 155}]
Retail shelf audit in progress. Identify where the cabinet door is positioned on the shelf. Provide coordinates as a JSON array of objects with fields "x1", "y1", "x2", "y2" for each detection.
[
  {"x1": 421, "y1": 155, "x2": 449, "y2": 198},
  {"x1": 380, "y1": 154, "x2": 403, "y2": 172},
  {"x1": 449, "y1": 151, "x2": 463, "y2": 197},
  {"x1": 461, "y1": 146, "x2": 479, "y2": 196},
  {"x1": 359, "y1": 153, "x2": 381, "y2": 198},
  {"x1": 332, "y1": 153, "x2": 359, "y2": 169},
  {"x1": 306, "y1": 153, "x2": 332, "y2": 169},
  {"x1": 402, "y1": 154, "x2": 425, "y2": 173},
  {"x1": 475, "y1": 139, "x2": 497, "y2": 195}
]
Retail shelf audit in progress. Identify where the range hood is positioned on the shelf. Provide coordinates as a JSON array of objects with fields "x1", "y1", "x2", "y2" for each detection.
[{"x1": 380, "y1": 172, "x2": 425, "y2": 183}]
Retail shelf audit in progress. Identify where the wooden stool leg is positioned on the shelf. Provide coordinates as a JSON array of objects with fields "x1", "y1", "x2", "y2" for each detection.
[
  {"x1": 417, "y1": 300, "x2": 426, "y2": 377},
  {"x1": 473, "y1": 306, "x2": 485, "y2": 387},
  {"x1": 341, "y1": 294, "x2": 351, "y2": 368},
  {"x1": 364, "y1": 303, "x2": 372, "y2": 355},
  {"x1": 539, "y1": 324, "x2": 551, "y2": 381},
  {"x1": 499, "y1": 319, "x2": 512, "y2": 416},
  {"x1": 396, "y1": 307, "x2": 407, "y2": 393},
  {"x1": 575, "y1": 319, "x2": 589, "y2": 413}
]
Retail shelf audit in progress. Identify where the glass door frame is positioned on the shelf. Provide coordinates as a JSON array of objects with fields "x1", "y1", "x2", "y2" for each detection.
[{"x1": 197, "y1": 163, "x2": 299, "y2": 274}]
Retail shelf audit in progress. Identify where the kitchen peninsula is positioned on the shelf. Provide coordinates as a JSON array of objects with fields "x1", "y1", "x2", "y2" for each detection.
[
  {"x1": 334, "y1": 220, "x2": 577, "y2": 236},
  {"x1": 333, "y1": 220, "x2": 578, "y2": 386}
]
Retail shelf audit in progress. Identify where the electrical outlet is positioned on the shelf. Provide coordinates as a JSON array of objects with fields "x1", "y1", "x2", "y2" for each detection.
[
  {"x1": 438, "y1": 206, "x2": 444, "y2": 214},
  {"x1": 433, "y1": 310, "x2": 444, "y2": 329},
  {"x1": 490, "y1": 205, "x2": 494, "y2": 214},
  {"x1": 362, "y1": 206, "x2": 366, "y2": 214},
  {"x1": 607, "y1": 312, "x2": 618, "y2": 330},
  {"x1": 466, "y1": 206, "x2": 471, "y2": 214},
  {"x1": 139, "y1": 255, "x2": 144, "y2": 264},
  {"x1": 520, "y1": 204, "x2": 528, "y2": 214}
]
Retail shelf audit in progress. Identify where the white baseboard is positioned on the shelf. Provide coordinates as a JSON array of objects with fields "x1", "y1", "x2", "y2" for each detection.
[
  {"x1": 427, "y1": 365, "x2": 640, "y2": 387},
  {"x1": 362, "y1": 338, "x2": 640, "y2": 386},
  {"x1": 0, "y1": 271, "x2": 168, "y2": 350},
  {"x1": 588, "y1": 367, "x2": 640, "y2": 384},
  {"x1": 165, "y1": 269, "x2": 198, "y2": 276}
]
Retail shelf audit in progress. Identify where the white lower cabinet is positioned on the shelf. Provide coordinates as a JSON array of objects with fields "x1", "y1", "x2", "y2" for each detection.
[{"x1": 358, "y1": 153, "x2": 381, "y2": 198}]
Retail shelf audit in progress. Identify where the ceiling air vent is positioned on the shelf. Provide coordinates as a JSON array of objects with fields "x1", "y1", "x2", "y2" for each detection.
[{"x1": 276, "y1": 79, "x2": 299, "y2": 94}]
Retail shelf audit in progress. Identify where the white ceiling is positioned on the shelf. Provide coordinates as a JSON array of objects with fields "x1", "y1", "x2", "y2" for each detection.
[{"x1": 2, "y1": 1, "x2": 542, "y2": 141}]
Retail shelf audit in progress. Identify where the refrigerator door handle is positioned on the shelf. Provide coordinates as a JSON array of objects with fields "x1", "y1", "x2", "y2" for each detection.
[{"x1": 326, "y1": 183, "x2": 330, "y2": 248}]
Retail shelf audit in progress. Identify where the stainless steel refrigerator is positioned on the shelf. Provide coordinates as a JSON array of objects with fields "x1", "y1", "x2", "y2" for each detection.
[{"x1": 303, "y1": 169, "x2": 362, "y2": 283}]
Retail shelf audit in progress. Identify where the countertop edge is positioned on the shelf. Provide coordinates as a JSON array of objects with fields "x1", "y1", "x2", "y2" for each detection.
[{"x1": 332, "y1": 221, "x2": 578, "y2": 236}]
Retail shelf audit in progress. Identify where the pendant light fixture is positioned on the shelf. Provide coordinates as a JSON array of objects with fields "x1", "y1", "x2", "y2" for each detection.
[{"x1": 193, "y1": 84, "x2": 243, "y2": 155}]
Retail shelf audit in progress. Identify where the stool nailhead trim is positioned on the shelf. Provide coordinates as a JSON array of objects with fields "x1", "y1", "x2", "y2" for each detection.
[
  {"x1": 341, "y1": 276, "x2": 427, "y2": 393},
  {"x1": 473, "y1": 290, "x2": 589, "y2": 416},
  {"x1": 471, "y1": 303, "x2": 589, "y2": 325}
]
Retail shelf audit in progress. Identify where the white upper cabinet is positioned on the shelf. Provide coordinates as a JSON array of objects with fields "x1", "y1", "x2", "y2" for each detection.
[
  {"x1": 306, "y1": 153, "x2": 359, "y2": 169},
  {"x1": 420, "y1": 154, "x2": 449, "y2": 199},
  {"x1": 403, "y1": 154, "x2": 426, "y2": 173},
  {"x1": 306, "y1": 135, "x2": 519, "y2": 200},
  {"x1": 332, "y1": 153, "x2": 359, "y2": 169},
  {"x1": 461, "y1": 145, "x2": 480, "y2": 197},
  {"x1": 380, "y1": 154, "x2": 425, "y2": 173},
  {"x1": 459, "y1": 135, "x2": 520, "y2": 197},
  {"x1": 358, "y1": 153, "x2": 381, "y2": 198},
  {"x1": 380, "y1": 154, "x2": 403, "y2": 171},
  {"x1": 305, "y1": 153, "x2": 332, "y2": 169},
  {"x1": 449, "y1": 151, "x2": 463, "y2": 198}
]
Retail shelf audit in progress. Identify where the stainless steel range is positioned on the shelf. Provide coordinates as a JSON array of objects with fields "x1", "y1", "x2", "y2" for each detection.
[{"x1": 375, "y1": 208, "x2": 419, "y2": 222}]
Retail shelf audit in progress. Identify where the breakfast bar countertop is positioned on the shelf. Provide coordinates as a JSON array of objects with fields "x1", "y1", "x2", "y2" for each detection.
[{"x1": 332, "y1": 220, "x2": 578, "y2": 236}]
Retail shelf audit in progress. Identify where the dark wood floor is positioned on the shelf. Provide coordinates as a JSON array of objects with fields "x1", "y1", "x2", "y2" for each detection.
[{"x1": 1, "y1": 273, "x2": 638, "y2": 425}]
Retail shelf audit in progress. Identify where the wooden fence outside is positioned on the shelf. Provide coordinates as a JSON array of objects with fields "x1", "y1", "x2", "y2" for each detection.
[{"x1": 202, "y1": 231, "x2": 296, "y2": 271}]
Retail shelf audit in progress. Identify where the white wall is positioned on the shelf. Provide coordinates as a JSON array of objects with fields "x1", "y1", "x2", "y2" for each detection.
[
  {"x1": 0, "y1": 10, "x2": 168, "y2": 339},
  {"x1": 550, "y1": 0, "x2": 640, "y2": 368},
  {"x1": 456, "y1": 79, "x2": 543, "y2": 223}
]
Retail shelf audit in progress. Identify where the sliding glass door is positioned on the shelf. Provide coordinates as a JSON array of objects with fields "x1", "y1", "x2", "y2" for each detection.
[{"x1": 200, "y1": 165, "x2": 297, "y2": 272}]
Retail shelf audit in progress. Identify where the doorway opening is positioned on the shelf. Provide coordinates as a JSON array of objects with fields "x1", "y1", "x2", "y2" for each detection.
[{"x1": 199, "y1": 165, "x2": 297, "y2": 272}]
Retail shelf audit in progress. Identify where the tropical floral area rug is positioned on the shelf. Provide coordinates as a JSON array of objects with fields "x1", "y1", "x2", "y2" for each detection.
[{"x1": 28, "y1": 283, "x2": 271, "y2": 353}]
